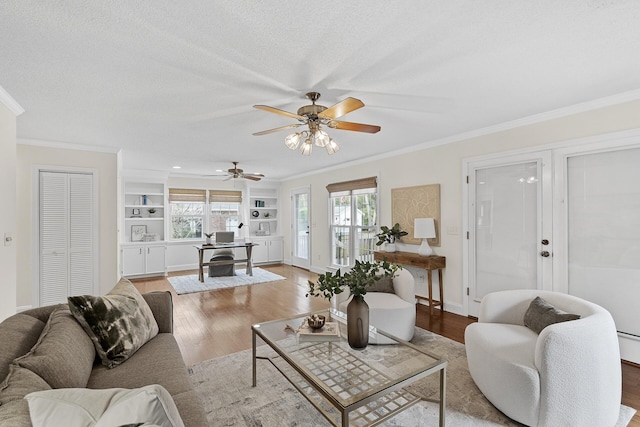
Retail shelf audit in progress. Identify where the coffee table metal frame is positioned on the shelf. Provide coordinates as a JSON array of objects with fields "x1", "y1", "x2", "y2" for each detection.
[{"x1": 252, "y1": 309, "x2": 447, "y2": 427}]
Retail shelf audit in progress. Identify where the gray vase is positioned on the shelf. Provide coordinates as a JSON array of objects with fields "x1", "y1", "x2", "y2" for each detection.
[{"x1": 347, "y1": 295, "x2": 369, "y2": 349}]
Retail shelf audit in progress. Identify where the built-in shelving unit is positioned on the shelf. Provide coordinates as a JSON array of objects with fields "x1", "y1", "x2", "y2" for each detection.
[
  {"x1": 247, "y1": 186, "x2": 283, "y2": 264},
  {"x1": 121, "y1": 178, "x2": 167, "y2": 277},
  {"x1": 248, "y1": 187, "x2": 278, "y2": 237},
  {"x1": 123, "y1": 181, "x2": 166, "y2": 242}
]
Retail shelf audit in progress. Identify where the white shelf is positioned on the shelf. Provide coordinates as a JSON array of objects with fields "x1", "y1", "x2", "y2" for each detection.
[
  {"x1": 125, "y1": 217, "x2": 164, "y2": 221},
  {"x1": 124, "y1": 204, "x2": 164, "y2": 208}
]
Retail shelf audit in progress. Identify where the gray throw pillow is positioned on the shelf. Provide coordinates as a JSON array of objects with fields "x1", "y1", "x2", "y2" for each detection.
[
  {"x1": 367, "y1": 276, "x2": 395, "y2": 294},
  {"x1": 15, "y1": 307, "x2": 95, "y2": 388},
  {"x1": 523, "y1": 296, "x2": 581, "y2": 334},
  {"x1": 68, "y1": 278, "x2": 159, "y2": 369}
]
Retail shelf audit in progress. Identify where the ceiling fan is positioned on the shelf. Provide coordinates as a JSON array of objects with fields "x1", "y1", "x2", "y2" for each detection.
[
  {"x1": 214, "y1": 162, "x2": 264, "y2": 181},
  {"x1": 252, "y1": 92, "x2": 381, "y2": 155}
]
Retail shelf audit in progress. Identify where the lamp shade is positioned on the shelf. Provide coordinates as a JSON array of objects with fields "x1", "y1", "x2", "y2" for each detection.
[{"x1": 414, "y1": 218, "x2": 436, "y2": 239}]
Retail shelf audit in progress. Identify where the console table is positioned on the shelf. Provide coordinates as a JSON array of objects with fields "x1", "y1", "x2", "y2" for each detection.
[{"x1": 374, "y1": 251, "x2": 446, "y2": 315}]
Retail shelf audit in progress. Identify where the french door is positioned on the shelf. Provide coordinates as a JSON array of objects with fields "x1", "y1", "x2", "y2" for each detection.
[
  {"x1": 466, "y1": 151, "x2": 553, "y2": 316},
  {"x1": 291, "y1": 187, "x2": 310, "y2": 269}
]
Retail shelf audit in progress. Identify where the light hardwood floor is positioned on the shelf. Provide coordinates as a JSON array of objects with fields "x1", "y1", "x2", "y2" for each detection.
[{"x1": 132, "y1": 264, "x2": 640, "y2": 426}]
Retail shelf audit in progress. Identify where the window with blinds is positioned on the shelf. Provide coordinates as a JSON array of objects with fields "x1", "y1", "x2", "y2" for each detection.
[
  {"x1": 169, "y1": 189, "x2": 206, "y2": 239},
  {"x1": 327, "y1": 177, "x2": 378, "y2": 267},
  {"x1": 209, "y1": 190, "x2": 242, "y2": 235}
]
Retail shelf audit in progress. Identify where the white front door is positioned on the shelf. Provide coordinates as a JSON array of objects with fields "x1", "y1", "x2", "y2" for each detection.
[
  {"x1": 291, "y1": 187, "x2": 310, "y2": 269},
  {"x1": 466, "y1": 151, "x2": 553, "y2": 316}
]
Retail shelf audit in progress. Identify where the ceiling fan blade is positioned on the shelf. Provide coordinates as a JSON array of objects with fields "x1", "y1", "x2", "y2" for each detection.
[
  {"x1": 329, "y1": 120, "x2": 381, "y2": 134},
  {"x1": 253, "y1": 123, "x2": 302, "y2": 136},
  {"x1": 243, "y1": 175, "x2": 262, "y2": 181},
  {"x1": 318, "y1": 97, "x2": 364, "y2": 120},
  {"x1": 253, "y1": 105, "x2": 305, "y2": 120}
]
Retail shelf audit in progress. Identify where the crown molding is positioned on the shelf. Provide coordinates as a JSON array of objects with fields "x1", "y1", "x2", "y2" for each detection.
[
  {"x1": 284, "y1": 89, "x2": 640, "y2": 182},
  {"x1": 17, "y1": 138, "x2": 119, "y2": 154},
  {"x1": 0, "y1": 85, "x2": 25, "y2": 116}
]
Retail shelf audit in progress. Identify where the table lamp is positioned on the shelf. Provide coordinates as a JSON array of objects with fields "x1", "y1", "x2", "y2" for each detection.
[{"x1": 414, "y1": 218, "x2": 436, "y2": 256}]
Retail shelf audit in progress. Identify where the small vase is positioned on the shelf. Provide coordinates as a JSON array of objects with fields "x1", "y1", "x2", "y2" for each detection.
[
  {"x1": 386, "y1": 243, "x2": 397, "y2": 252},
  {"x1": 205, "y1": 237, "x2": 211, "y2": 245},
  {"x1": 347, "y1": 295, "x2": 369, "y2": 349}
]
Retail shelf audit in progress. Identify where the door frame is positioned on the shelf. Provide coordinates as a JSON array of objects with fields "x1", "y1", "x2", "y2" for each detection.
[
  {"x1": 463, "y1": 150, "x2": 553, "y2": 316},
  {"x1": 290, "y1": 186, "x2": 311, "y2": 269},
  {"x1": 32, "y1": 165, "x2": 99, "y2": 307}
]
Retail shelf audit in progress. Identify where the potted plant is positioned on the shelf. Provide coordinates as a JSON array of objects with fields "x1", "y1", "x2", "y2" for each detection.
[
  {"x1": 204, "y1": 232, "x2": 214, "y2": 245},
  {"x1": 307, "y1": 260, "x2": 400, "y2": 349},
  {"x1": 375, "y1": 223, "x2": 408, "y2": 252}
]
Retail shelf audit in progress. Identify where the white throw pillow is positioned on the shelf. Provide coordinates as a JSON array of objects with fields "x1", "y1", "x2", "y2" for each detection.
[{"x1": 24, "y1": 384, "x2": 184, "y2": 427}]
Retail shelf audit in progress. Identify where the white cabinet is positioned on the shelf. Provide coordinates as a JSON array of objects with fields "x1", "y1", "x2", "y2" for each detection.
[
  {"x1": 122, "y1": 244, "x2": 166, "y2": 277},
  {"x1": 250, "y1": 237, "x2": 283, "y2": 264}
]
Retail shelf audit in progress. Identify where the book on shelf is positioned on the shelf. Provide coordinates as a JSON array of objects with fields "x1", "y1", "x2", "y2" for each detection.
[{"x1": 298, "y1": 322, "x2": 341, "y2": 342}]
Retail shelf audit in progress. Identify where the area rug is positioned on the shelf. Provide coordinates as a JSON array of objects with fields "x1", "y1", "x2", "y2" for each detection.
[
  {"x1": 168, "y1": 268, "x2": 285, "y2": 295},
  {"x1": 189, "y1": 327, "x2": 635, "y2": 426}
]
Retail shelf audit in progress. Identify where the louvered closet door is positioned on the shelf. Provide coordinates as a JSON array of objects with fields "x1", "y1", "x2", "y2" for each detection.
[{"x1": 39, "y1": 171, "x2": 94, "y2": 306}]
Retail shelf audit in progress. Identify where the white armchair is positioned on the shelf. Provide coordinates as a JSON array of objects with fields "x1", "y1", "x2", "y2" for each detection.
[
  {"x1": 465, "y1": 290, "x2": 622, "y2": 427},
  {"x1": 333, "y1": 268, "x2": 416, "y2": 344}
]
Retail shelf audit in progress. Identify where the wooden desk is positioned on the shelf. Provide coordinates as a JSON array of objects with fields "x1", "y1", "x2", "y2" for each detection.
[
  {"x1": 194, "y1": 243, "x2": 258, "y2": 282},
  {"x1": 374, "y1": 251, "x2": 446, "y2": 315}
]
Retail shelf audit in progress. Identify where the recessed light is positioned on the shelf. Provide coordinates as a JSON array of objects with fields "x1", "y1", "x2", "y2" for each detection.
[{"x1": 172, "y1": 166, "x2": 181, "y2": 169}]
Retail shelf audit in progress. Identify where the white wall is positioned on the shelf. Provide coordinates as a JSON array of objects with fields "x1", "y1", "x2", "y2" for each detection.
[
  {"x1": 16, "y1": 144, "x2": 118, "y2": 307},
  {"x1": 279, "y1": 99, "x2": 640, "y2": 315},
  {"x1": 0, "y1": 100, "x2": 18, "y2": 320}
]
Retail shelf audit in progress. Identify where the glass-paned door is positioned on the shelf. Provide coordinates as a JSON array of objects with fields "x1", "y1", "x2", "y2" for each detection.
[
  {"x1": 291, "y1": 188, "x2": 310, "y2": 269},
  {"x1": 467, "y1": 151, "x2": 552, "y2": 316},
  {"x1": 565, "y1": 146, "x2": 640, "y2": 338}
]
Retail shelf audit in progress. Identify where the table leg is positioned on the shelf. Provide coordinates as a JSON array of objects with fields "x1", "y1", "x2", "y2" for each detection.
[
  {"x1": 427, "y1": 270, "x2": 434, "y2": 315},
  {"x1": 252, "y1": 329, "x2": 257, "y2": 387},
  {"x1": 246, "y1": 245, "x2": 253, "y2": 276},
  {"x1": 198, "y1": 249, "x2": 204, "y2": 282},
  {"x1": 439, "y1": 367, "x2": 447, "y2": 426},
  {"x1": 438, "y1": 268, "x2": 444, "y2": 313}
]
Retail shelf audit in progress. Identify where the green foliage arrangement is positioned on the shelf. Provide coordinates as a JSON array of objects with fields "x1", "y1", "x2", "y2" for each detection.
[
  {"x1": 375, "y1": 223, "x2": 408, "y2": 246},
  {"x1": 204, "y1": 232, "x2": 214, "y2": 238},
  {"x1": 307, "y1": 260, "x2": 400, "y2": 299}
]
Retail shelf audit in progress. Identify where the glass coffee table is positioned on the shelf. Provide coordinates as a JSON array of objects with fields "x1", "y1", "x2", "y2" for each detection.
[{"x1": 252, "y1": 309, "x2": 447, "y2": 427}]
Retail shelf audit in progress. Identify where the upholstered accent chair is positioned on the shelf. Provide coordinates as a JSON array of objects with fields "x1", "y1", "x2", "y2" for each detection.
[
  {"x1": 465, "y1": 290, "x2": 622, "y2": 427},
  {"x1": 334, "y1": 268, "x2": 416, "y2": 344}
]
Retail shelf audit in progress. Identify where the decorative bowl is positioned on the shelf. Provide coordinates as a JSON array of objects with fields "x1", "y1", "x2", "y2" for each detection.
[{"x1": 307, "y1": 314, "x2": 325, "y2": 330}]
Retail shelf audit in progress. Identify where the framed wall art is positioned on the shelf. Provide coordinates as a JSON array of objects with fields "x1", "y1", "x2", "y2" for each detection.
[
  {"x1": 391, "y1": 184, "x2": 441, "y2": 246},
  {"x1": 131, "y1": 225, "x2": 147, "y2": 242}
]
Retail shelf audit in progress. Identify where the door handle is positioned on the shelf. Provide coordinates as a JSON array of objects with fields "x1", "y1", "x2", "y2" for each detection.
[{"x1": 540, "y1": 251, "x2": 550, "y2": 257}]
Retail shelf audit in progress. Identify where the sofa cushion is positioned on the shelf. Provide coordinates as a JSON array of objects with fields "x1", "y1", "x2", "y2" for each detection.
[
  {"x1": 523, "y1": 296, "x2": 581, "y2": 334},
  {"x1": 87, "y1": 334, "x2": 192, "y2": 396},
  {"x1": 68, "y1": 277, "x2": 159, "y2": 369},
  {"x1": 0, "y1": 314, "x2": 46, "y2": 383},
  {"x1": 367, "y1": 276, "x2": 395, "y2": 294},
  {"x1": 14, "y1": 306, "x2": 95, "y2": 389},
  {"x1": 25, "y1": 384, "x2": 184, "y2": 427},
  {"x1": 0, "y1": 365, "x2": 51, "y2": 426}
]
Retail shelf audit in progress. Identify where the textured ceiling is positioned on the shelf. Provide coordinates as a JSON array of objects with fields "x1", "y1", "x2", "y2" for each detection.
[{"x1": 2, "y1": 1, "x2": 640, "y2": 180}]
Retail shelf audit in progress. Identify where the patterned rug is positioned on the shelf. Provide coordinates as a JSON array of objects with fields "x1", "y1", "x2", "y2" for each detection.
[
  {"x1": 188, "y1": 328, "x2": 635, "y2": 426},
  {"x1": 168, "y1": 268, "x2": 285, "y2": 295}
]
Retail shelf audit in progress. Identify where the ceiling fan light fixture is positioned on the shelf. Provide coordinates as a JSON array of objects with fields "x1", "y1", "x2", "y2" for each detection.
[
  {"x1": 325, "y1": 139, "x2": 340, "y2": 155},
  {"x1": 300, "y1": 140, "x2": 313, "y2": 156},
  {"x1": 284, "y1": 132, "x2": 301, "y2": 150},
  {"x1": 313, "y1": 128, "x2": 329, "y2": 147}
]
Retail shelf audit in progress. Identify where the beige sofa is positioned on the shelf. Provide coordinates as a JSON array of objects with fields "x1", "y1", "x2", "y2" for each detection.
[{"x1": 0, "y1": 291, "x2": 207, "y2": 426}]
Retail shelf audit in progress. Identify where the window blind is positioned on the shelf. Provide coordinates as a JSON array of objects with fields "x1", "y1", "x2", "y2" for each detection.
[
  {"x1": 209, "y1": 190, "x2": 242, "y2": 203},
  {"x1": 168, "y1": 188, "x2": 206, "y2": 203},
  {"x1": 326, "y1": 177, "x2": 377, "y2": 194}
]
